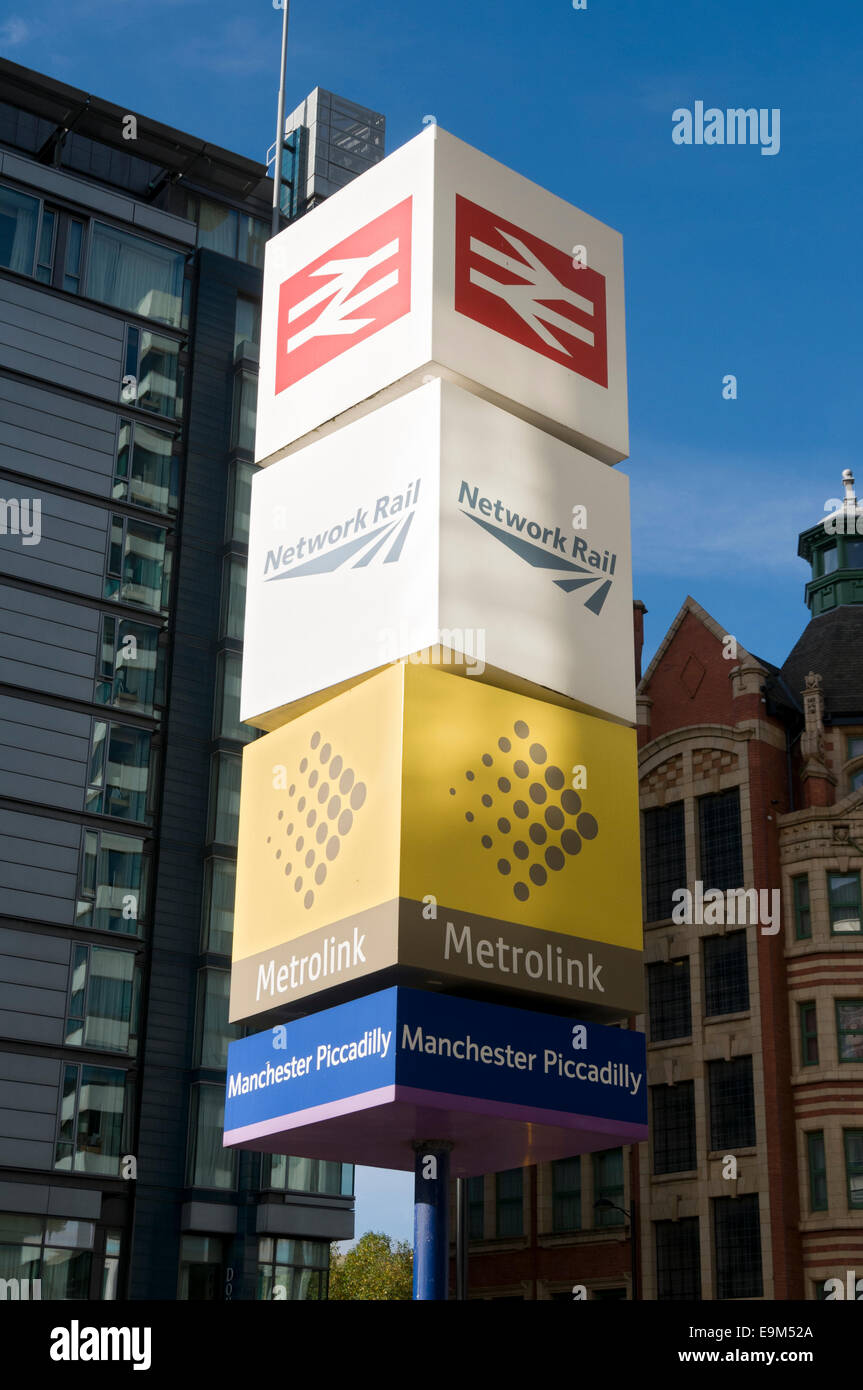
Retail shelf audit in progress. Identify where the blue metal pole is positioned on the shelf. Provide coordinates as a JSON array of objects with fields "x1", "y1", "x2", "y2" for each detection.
[{"x1": 412, "y1": 1142, "x2": 451, "y2": 1300}]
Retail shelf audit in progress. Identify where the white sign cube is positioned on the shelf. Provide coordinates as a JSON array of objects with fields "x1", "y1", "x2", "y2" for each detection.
[
  {"x1": 241, "y1": 380, "x2": 635, "y2": 729},
  {"x1": 256, "y1": 125, "x2": 627, "y2": 468}
]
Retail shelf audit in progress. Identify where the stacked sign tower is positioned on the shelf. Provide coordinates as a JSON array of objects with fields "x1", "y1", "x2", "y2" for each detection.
[{"x1": 224, "y1": 126, "x2": 647, "y2": 1298}]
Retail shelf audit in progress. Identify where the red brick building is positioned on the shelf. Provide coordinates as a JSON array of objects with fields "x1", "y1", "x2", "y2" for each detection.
[{"x1": 459, "y1": 471, "x2": 863, "y2": 1299}]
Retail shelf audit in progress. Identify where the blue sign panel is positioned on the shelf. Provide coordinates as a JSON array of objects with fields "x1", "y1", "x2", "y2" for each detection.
[{"x1": 224, "y1": 987, "x2": 647, "y2": 1176}]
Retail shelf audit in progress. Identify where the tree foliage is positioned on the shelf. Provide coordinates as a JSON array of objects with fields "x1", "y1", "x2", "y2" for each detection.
[{"x1": 328, "y1": 1231, "x2": 413, "y2": 1301}]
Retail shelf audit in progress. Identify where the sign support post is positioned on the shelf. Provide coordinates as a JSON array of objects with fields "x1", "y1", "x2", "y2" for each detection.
[
  {"x1": 270, "y1": 0, "x2": 291, "y2": 238},
  {"x1": 412, "y1": 1141, "x2": 452, "y2": 1301},
  {"x1": 455, "y1": 1177, "x2": 468, "y2": 1300}
]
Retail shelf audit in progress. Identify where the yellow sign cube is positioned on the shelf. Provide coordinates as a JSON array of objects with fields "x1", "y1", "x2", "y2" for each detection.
[{"x1": 230, "y1": 662, "x2": 643, "y2": 1025}]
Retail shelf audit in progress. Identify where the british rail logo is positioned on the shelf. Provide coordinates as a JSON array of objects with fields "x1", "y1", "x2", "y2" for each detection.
[
  {"x1": 454, "y1": 195, "x2": 608, "y2": 387},
  {"x1": 275, "y1": 197, "x2": 413, "y2": 392}
]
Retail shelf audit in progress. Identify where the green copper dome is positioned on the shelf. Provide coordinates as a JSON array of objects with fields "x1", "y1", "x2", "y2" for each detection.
[{"x1": 798, "y1": 470, "x2": 863, "y2": 617}]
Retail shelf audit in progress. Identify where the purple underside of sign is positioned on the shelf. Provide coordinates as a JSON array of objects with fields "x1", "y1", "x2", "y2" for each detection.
[{"x1": 223, "y1": 1083, "x2": 648, "y2": 1177}]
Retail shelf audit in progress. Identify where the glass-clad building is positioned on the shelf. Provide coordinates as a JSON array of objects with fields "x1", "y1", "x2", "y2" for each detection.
[{"x1": 0, "y1": 58, "x2": 383, "y2": 1299}]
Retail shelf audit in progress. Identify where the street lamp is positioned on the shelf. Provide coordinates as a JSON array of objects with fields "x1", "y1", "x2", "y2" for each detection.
[{"x1": 593, "y1": 1197, "x2": 638, "y2": 1300}]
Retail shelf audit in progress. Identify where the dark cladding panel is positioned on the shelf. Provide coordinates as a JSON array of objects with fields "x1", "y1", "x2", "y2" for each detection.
[
  {"x1": 0, "y1": 479, "x2": 109, "y2": 598},
  {"x1": 0, "y1": 376, "x2": 118, "y2": 495},
  {"x1": 0, "y1": 923, "x2": 71, "y2": 1043},
  {"x1": 0, "y1": 694, "x2": 91, "y2": 811},
  {"x1": 0, "y1": 808, "x2": 81, "y2": 926},
  {"x1": 0, "y1": 1049, "x2": 61, "y2": 1170},
  {"x1": 0, "y1": 585, "x2": 100, "y2": 702},
  {"x1": 0, "y1": 278, "x2": 123, "y2": 401}
]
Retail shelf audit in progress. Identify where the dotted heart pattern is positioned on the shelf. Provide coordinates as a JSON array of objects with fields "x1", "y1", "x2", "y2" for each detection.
[
  {"x1": 449, "y1": 717, "x2": 598, "y2": 902},
  {"x1": 266, "y1": 729, "x2": 367, "y2": 911}
]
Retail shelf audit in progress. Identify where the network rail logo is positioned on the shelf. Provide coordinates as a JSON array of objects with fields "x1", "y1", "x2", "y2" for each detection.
[
  {"x1": 454, "y1": 195, "x2": 608, "y2": 387},
  {"x1": 458, "y1": 479, "x2": 617, "y2": 614},
  {"x1": 275, "y1": 197, "x2": 413, "y2": 393},
  {"x1": 263, "y1": 479, "x2": 421, "y2": 581}
]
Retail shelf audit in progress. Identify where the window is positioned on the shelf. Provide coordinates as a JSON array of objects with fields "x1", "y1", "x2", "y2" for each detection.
[
  {"x1": 0, "y1": 1213, "x2": 94, "y2": 1301},
  {"x1": 66, "y1": 943, "x2": 140, "y2": 1054},
  {"x1": 220, "y1": 557, "x2": 246, "y2": 640},
  {"x1": 123, "y1": 325, "x2": 184, "y2": 420},
  {"x1": 698, "y1": 789, "x2": 743, "y2": 890},
  {"x1": 642, "y1": 802, "x2": 685, "y2": 922},
  {"x1": 0, "y1": 184, "x2": 39, "y2": 274},
  {"x1": 102, "y1": 1232, "x2": 122, "y2": 1300},
  {"x1": 848, "y1": 737, "x2": 863, "y2": 761},
  {"x1": 713, "y1": 1195, "x2": 762, "y2": 1298},
  {"x1": 55, "y1": 1064, "x2": 131, "y2": 1175},
  {"x1": 178, "y1": 1235, "x2": 223, "y2": 1301},
  {"x1": 847, "y1": 539, "x2": 863, "y2": 568},
  {"x1": 828, "y1": 872, "x2": 861, "y2": 934},
  {"x1": 844, "y1": 1130, "x2": 863, "y2": 1210},
  {"x1": 64, "y1": 217, "x2": 84, "y2": 293},
  {"x1": 262, "y1": 1155, "x2": 354, "y2": 1197},
  {"x1": 231, "y1": 372, "x2": 256, "y2": 452},
  {"x1": 86, "y1": 722, "x2": 151, "y2": 823},
  {"x1": 836, "y1": 1000, "x2": 863, "y2": 1062},
  {"x1": 185, "y1": 194, "x2": 267, "y2": 269},
  {"x1": 239, "y1": 215, "x2": 267, "y2": 270},
  {"x1": 214, "y1": 651, "x2": 257, "y2": 743},
  {"x1": 202, "y1": 858, "x2": 235, "y2": 954},
  {"x1": 194, "y1": 198, "x2": 238, "y2": 257},
  {"x1": 226, "y1": 459, "x2": 255, "y2": 543},
  {"x1": 551, "y1": 1157, "x2": 581, "y2": 1232},
  {"x1": 77, "y1": 829, "x2": 148, "y2": 935},
  {"x1": 208, "y1": 753, "x2": 242, "y2": 845},
  {"x1": 821, "y1": 543, "x2": 838, "y2": 575},
  {"x1": 655, "y1": 1218, "x2": 701, "y2": 1300},
  {"x1": 652, "y1": 1082, "x2": 696, "y2": 1174},
  {"x1": 495, "y1": 1169, "x2": 523, "y2": 1237},
  {"x1": 114, "y1": 420, "x2": 178, "y2": 514},
  {"x1": 105, "y1": 514, "x2": 170, "y2": 612},
  {"x1": 799, "y1": 1002, "x2": 819, "y2": 1066},
  {"x1": 593, "y1": 1149, "x2": 624, "y2": 1226},
  {"x1": 36, "y1": 207, "x2": 56, "y2": 283},
  {"x1": 708, "y1": 1057, "x2": 755, "y2": 1150},
  {"x1": 234, "y1": 296, "x2": 261, "y2": 356},
  {"x1": 647, "y1": 958, "x2": 691, "y2": 1041},
  {"x1": 703, "y1": 931, "x2": 749, "y2": 1016},
  {"x1": 187, "y1": 1084, "x2": 237, "y2": 1190},
  {"x1": 87, "y1": 222, "x2": 185, "y2": 327},
  {"x1": 793, "y1": 875, "x2": 811, "y2": 940},
  {"x1": 96, "y1": 616, "x2": 162, "y2": 715},
  {"x1": 852, "y1": 768, "x2": 863, "y2": 792},
  {"x1": 195, "y1": 968, "x2": 241, "y2": 1069},
  {"x1": 468, "y1": 1176, "x2": 484, "y2": 1240},
  {"x1": 807, "y1": 1131, "x2": 827, "y2": 1212},
  {"x1": 257, "y1": 1238, "x2": 329, "y2": 1301}
]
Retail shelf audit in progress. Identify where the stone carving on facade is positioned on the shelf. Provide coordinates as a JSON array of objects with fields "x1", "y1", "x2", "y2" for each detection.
[{"x1": 801, "y1": 671, "x2": 828, "y2": 774}]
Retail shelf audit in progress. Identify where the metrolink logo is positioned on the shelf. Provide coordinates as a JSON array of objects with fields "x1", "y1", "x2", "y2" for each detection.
[
  {"x1": 458, "y1": 480, "x2": 616, "y2": 614},
  {"x1": 275, "y1": 197, "x2": 412, "y2": 393},
  {"x1": 454, "y1": 195, "x2": 608, "y2": 388},
  {"x1": 263, "y1": 479, "x2": 421, "y2": 581}
]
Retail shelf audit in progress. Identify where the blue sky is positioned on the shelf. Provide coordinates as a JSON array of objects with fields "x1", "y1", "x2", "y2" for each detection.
[{"x1": 3, "y1": 0, "x2": 859, "y2": 1241}]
